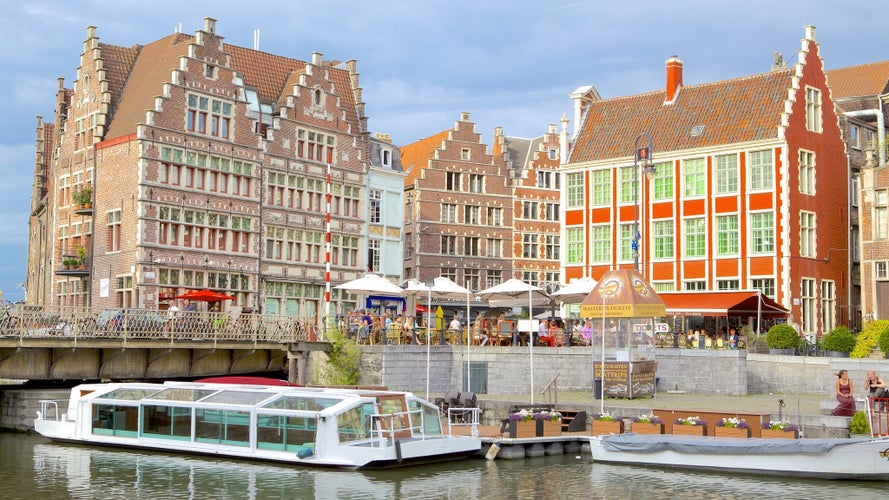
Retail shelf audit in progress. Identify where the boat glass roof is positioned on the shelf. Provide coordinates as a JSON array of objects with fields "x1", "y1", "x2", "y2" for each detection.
[
  {"x1": 146, "y1": 388, "x2": 218, "y2": 402},
  {"x1": 200, "y1": 390, "x2": 277, "y2": 406},
  {"x1": 98, "y1": 388, "x2": 162, "y2": 401},
  {"x1": 261, "y1": 396, "x2": 343, "y2": 411}
]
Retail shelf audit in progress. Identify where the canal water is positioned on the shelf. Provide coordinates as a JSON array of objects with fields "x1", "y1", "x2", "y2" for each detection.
[{"x1": 1, "y1": 433, "x2": 883, "y2": 499}]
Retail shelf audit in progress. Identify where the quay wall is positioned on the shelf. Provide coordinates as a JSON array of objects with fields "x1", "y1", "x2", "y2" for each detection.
[
  {"x1": 4, "y1": 348, "x2": 887, "y2": 434},
  {"x1": 345, "y1": 346, "x2": 889, "y2": 398}
]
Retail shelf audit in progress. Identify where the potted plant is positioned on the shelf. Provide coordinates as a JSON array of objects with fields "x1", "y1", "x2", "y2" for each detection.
[
  {"x1": 591, "y1": 412, "x2": 624, "y2": 435},
  {"x1": 534, "y1": 410, "x2": 562, "y2": 436},
  {"x1": 631, "y1": 414, "x2": 664, "y2": 434},
  {"x1": 849, "y1": 411, "x2": 871, "y2": 438},
  {"x1": 73, "y1": 186, "x2": 92, "y2": 208},
  {"x1": 761, "y1": 420, "x2": 799, "y2": 439},
  {"x1": 878, "y1": 326, "x2": 889, "y2": 359},
  {"x1": 821, "y1": 326, "x2": 857, "y2": 358},
  {"x1": 714, "y1": 417, "x2": 751, "y2": 438},
  {"x1": 506, "y1": 409, "x2": 536, "y2": 438},
  {"x1": 765, "y1": 324, "x2": 799, "y2": 355},
  {"x1": 672, "y1": 416, "x2": 707, "y2": 436},
  {"x1": 61, "y1": 257, "x2": 79, "y2": 269},
  {"x1": 76, "y1": 245, "x2": 87, "y2": 267}
]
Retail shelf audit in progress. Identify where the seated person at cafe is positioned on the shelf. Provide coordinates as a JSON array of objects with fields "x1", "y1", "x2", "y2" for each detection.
[{"x1": 448, "y1": 316, "x2": 463, "y2": 344}]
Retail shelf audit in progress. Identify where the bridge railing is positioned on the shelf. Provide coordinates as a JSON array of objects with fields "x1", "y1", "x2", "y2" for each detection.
[{"x1": 0, "y1": 305, "x2": 319, "y2": 344}]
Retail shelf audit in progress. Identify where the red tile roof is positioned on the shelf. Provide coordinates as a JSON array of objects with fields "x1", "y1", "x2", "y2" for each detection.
[
  {"x1": 105, "y1": 34, "x2": 191, "y2": 138},
  {"x1": 569, "y1": 70, "x2": 793, "y2": 163},
  {"x1": 103, "y1": 32, "x2": 361, "y2": 139},
  {"x1": 401, "y1": 130, "x2": 449, "y2": 187},
  {"x1": 826, "y1": 60, "x2": 889, "y2": 99}
]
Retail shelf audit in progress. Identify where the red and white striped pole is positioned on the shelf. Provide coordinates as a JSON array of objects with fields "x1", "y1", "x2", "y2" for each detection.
[{"x1": 324, "y1": 153, "x2": 332, "y2": 338}]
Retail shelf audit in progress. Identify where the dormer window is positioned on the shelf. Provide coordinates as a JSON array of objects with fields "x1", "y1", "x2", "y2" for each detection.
[
  {"x1": 461, "y1": 148, "x2": 471, "y2": 161},
  {"x1": 382, "y1": 149, "x2": 391, "y2": 167},
  {"x1": 313, "y1": 88, "x2": 323, "y2": 106}
]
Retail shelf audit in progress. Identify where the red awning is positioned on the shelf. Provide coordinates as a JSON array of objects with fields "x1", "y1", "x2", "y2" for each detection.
[{"x1": 659, "y1": 291, "x2": 789, "y2": 317}]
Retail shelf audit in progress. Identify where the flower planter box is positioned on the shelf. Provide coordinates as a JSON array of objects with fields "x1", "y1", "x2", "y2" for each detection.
[
  {"x1": 715, "y1": 426, "x2": 750, "y2": 438},
  {"x1": 760, "y1": 428, "x2": 798, "y2": 439},
  {"x1": 631, "y1": 422, "x2": 664, "y2": 435},
  {"x1": 672, "y1": 425, "x2": 706, "y2": 436},
  {"x1": 539, "y1": 419, "x2": 562, "y2": 436},
  {"x1": 508, "y1": 420, "x2": 536, "y2": 438},
  {"x1": 592, "y1": 420, "x2": 624, "y2": 435}
]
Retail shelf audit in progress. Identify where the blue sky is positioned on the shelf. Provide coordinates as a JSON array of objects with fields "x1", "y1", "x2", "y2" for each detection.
[{"x1": 1, "y1": 0, "x2": 887, "y2": 303}]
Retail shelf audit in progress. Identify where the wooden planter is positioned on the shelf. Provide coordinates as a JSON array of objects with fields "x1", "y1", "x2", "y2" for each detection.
[
  {"x1": 672, "y1": 424, "x2": 706, "y2": 436},
  {"x1": 508, "y1": 420, "x2": 536, "y2": 438},
  {"x1": 760, "y1": 428, "x2": 798, "y2": 439},
  {"x1": 715, "y1": 426, "x2": 751, "y2": 438},
  {"x1": 631, "y1": 422, "x2": 664, "y2": 434},
  {"x1": 592, "y1": 420, "x2": 624, "y2": 435},
  {"x1": 539, "y1": 419, "x2": 562, "y2": 436}
]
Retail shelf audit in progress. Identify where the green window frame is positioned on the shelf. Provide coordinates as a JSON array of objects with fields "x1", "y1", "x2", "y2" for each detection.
[
  {"x1": 684, "y1": 218, "x2": 706, "y2": 257},
  {"x1": 715, "y1": 215, "x2": 739, "y2": 255},
  {"x1": 683, "y1": 158, "x2": 705, "y2": 197},
  {"x1": 653, "y1": 221, "x2": 674, "y2": 259}
]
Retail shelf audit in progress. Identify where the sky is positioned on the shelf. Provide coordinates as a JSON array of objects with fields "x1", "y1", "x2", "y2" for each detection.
[{"x1": 1, "y1": 0, "x2": 887, "y2": 303}]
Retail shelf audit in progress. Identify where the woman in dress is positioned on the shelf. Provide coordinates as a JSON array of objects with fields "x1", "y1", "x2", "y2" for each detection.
[{"x1": 832, "y1": 369, "x2": 856, "y2": 416}]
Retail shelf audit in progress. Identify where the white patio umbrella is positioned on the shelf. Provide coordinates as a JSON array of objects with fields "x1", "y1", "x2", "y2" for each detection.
[
  {"x1": 334, "y1": 273, "x2": 404, "y2": 297},
  {"x1": 402, "y1": 277, "x2": 476, "y2": 400},
  {"x1": 551, "y1": 276, "x2": 598, "y2": 304},
  {"x1": 477, "y1": 278, "x2": 549, "y2": 404}
]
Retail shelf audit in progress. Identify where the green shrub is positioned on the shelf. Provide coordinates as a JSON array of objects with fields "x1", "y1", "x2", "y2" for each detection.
[
  {"x1": 765, "y1": 324, "x2": 799, "y2": 349},
  {"x1": 877, "y1": 324, "x2": 889, "y2": 354},
  {"x1": 320, "y1": 329, "x2": 360, "y2": 385},
  {"x1": 820, "y1": 326, "x2": 857, "y2": 353},
  {"x1": 852, "y1": 319, "x2": 889, "y2": 358},
  {"x1": 849, "y1": 411, "x2": 871, "y2": 435}
]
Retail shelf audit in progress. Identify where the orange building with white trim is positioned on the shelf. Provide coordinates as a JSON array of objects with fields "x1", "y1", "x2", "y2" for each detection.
[{"x1": 561, "y1": 26, "x2": 848, "y2": 336}]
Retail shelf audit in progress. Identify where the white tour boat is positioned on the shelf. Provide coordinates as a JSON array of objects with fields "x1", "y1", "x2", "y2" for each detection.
[
  {"x1": 34, "y1": 379, "x2": 481, "y2": 469},
  {"x1": 590, "y1": 433, "x2": 889, "y2": 480}
]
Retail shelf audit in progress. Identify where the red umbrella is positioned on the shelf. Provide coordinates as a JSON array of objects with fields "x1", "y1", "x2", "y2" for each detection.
[
  {"x1": 416, "y1": 304, "x2": 429, "y2": 313},
  {"x1": 174, "y1": 289, "x2": 235, "y2": 302}
]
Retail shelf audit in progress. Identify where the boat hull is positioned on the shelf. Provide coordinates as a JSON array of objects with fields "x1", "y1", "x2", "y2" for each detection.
[{"x1": 590, "y1": 434, "x2": 889, "y2": 480}]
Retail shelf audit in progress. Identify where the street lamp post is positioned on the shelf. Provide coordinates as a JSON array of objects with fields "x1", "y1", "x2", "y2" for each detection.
[{"x1": 632, "y1": 133, "x2": 656, "y2": 276}]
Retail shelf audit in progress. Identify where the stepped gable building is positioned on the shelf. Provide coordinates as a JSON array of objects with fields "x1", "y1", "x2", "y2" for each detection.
[
  {"x1": 830, "y1": 60, "x2": 889, "y2": 322},
  {"x1": 401, "y1": 112, "x2": 514, "y2": 291},
  {"x1": 493, "y1": 120, "x2": 569, "y2": 293},
  {"x1": 25, "y1": 18, "x2": 393, "y2": 319},
  {"x1": 561, "y1": 26, "x2": 848, "y2": 336}
]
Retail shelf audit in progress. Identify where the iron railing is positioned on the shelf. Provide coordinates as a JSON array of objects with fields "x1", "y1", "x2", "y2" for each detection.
[{"x1": 0, "y1": 305, "x2": 318, "y2": 344}]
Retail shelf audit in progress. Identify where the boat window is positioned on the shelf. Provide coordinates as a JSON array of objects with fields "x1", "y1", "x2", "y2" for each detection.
[
  {"x1": 262, "y1": 396, "x2": 341, "y2": 411},
  {"x1": 256, "y1": 414, "x2": 317, "y2": 453},
  {"x1": 337, "y1": 403, "x2": 375, "y2": 442},
  {"x1": 146, "y1": 388, "x2": 216, "y2": 402},
  {"x1": 201, "y1": 390, "x2": 275, "y2": 406},
  {"x1": 408, "y1": 400, "x2": 442, "y2": 435},
  {"x1": 91, "y1": 404, "x2": 139, "y2": 437},
  {"x1": 141, "y1": 404, "x2": 192, "y2": 440},
  {"x1": 195, "y1": 408, "x2": 251, "y2": 446},
  {"x1": 98, "y1": 388, "x2": 162, "y2": 401}
]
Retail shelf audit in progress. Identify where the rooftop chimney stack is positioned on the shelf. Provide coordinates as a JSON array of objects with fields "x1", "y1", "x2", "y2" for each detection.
[{"x1": 665, "y1": 55, "x2": 683, "y2": 103}]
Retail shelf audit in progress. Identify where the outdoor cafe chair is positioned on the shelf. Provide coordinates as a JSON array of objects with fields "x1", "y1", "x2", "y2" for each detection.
[{"x1": 386, "y1": 323, "x2": 403, "y2": 345}]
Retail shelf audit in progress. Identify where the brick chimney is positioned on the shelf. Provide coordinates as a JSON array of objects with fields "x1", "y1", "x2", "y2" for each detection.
[{"x1": 665, "y1": 55, "x2": 683, "y2": 103}]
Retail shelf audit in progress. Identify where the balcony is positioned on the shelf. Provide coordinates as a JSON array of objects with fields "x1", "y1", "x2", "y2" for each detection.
[
  {"x1": 73, "y1": 186, "x2": 93, "y2": 216},
  {"x1": 55, "y1": 244, "x2": 91, "y2": 277}
]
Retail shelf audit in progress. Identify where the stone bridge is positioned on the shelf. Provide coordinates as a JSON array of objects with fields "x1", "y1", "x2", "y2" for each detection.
[{"x1": 0, "y1": 306, "x2": 330, "y2": 383}]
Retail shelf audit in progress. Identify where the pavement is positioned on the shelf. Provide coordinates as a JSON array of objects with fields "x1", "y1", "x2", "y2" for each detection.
[{"x1": 477, "y1": 391, "x2": 826, "y2": 416}]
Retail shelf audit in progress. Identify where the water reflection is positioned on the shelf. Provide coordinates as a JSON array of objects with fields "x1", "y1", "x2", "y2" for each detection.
[{"x1": 9, "y1": 434, "x2": 886, "y2": 499}]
